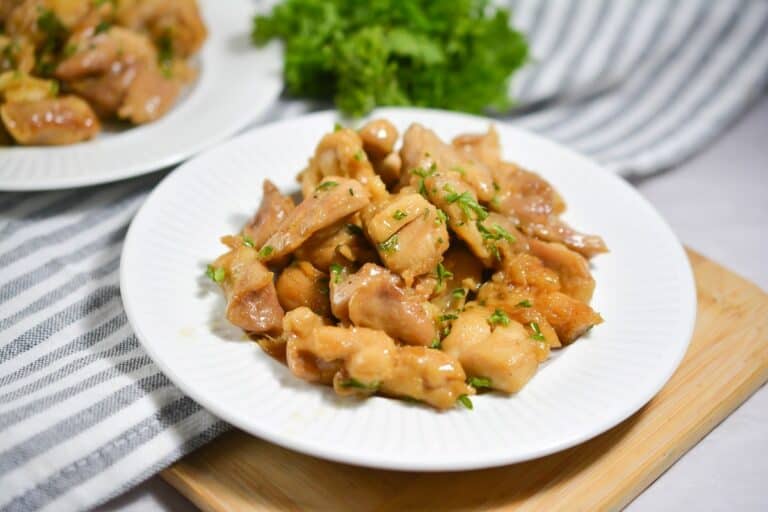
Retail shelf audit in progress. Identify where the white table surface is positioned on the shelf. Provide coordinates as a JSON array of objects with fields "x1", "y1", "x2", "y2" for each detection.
[{"x1": 97, "y1": 96, "x2": 768, "y2": 512}]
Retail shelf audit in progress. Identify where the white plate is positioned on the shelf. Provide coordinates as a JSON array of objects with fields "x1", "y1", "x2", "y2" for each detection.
[
  {"x1": 0, "y1": 0, "x2": 282, "y2": 191},
  {"x1": 121, "y1": 108, "x2": 696, "y2": 471}
]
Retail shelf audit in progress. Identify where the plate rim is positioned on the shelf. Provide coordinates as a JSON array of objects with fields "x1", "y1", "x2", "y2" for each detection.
[{"x1": 120, "y1": 106, "x2": 697, "y2": 471}]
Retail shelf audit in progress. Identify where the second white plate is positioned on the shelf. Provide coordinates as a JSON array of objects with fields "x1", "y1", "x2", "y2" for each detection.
[
  {"x1": 0, "y1": 0, "x2": 282, "y2": 191},
  {"x1": 121, "y1": 107, "x2": 696, "y2": 471}
]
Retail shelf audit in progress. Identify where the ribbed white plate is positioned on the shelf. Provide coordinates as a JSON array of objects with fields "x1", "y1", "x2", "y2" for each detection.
[
  {"x1": 121, "y1": 108, "x2": 696, "y2": 471},
  {"x1": 0, "y1": 0, "x2": 282, "y2": 191}
]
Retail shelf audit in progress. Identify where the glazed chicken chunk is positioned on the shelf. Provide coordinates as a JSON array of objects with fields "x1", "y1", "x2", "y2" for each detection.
[
  {"x1": 211, "y1": 238, "x2": 284, "y2": 336},
  {"x1": 284, "y1": 308, "x2": 472, "y2": 409}
]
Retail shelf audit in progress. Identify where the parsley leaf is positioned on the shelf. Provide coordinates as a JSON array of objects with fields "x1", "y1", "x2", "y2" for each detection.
[
  {"x1": 378, "y1": 234, "x2": 399, "y2": 253},
  {"x1": 457, "y1": 394, "x2": 473, "y2": 410},
  {"x1": 340, "y1": 378, "x2": 379, "y2": 390},
  {"x1": 488, "y1": 308, "x2": 510, "y2": 326},
  {"x1": 251, "y1": 0, "x2": 528, "y2": 116},
  {"x1": 468, "y1": 376, "x2": 492, "y2": 389},
  {"x1": 205, "y1": 265, "x2": 226, "y2": 283}
]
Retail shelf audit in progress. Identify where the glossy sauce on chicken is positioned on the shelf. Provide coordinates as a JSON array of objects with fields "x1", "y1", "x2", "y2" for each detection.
[{"x1": 208, "y1": 119, "x2": 607, "y2": 410}]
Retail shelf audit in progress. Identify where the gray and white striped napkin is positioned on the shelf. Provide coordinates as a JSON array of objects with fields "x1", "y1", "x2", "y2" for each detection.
[{"x1": 1, "y1": 1, "x2": 767, "y2": 510}]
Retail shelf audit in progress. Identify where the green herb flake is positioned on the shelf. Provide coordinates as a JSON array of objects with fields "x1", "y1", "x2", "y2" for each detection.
[
  {"x1": 430, "y1": 338, "x2": 442, "y2": 349},
  {"x1": 458, "y1": 394, "x2": 473, "y2": 410},
  {"x1": 329, "y1": 262, "x2": 344, "y2": 283},
  {"x1": 393, "y1": 209, "x2": 407, "y2": 220},
  {"x1": 94, "y1": 20, "x2": 111, "y2": 34},
  {"x1": 348, "y1": 187, "x2": 354, "y2": 196},
  {"x1": 315, "y1": 180, "x2": 339, "y2": 191},
  {"x1": 378, "y1": 234, "x2": 399, "y2": 253},
  {"x1": 517, "y1": 299, "x2": 532, "y2": 308},
  {"x1": 354, "y1": 149, "x2": 365, "y2": 161},
  {"x1": 443, "y1": 185, "x2": 488, "y2": 221},
  {"x1": 340, "y1": 378, "x2": 379, "y2": 390},
  {"x1": 451, "y1": 288, "x2": 466, "y2": 299},
  {"x1": 468, "y1": 376, "x2": 492, "y2": 389},
  {"x1": 434, "y1": 262, "x2": 454, "y2": 292},
  {"x1": 439, "y1": 313, "x2": 458, "y2": 322},
  {"x1": 346, "y1": 223, "x2": 364, "y2": 236},
  {"x1": 258, "y1": 245, "x2": 274, "y2": 259},
  {"x1": 333, "y1": 122, "x2": 343, "y2": 132},
  {"x1": 242, "y1": 236, "x2": 255, "y2": 248},
  {"x1": 435, "y1": 209, "x2": 448, "y2": 225},
  {"x1": 529, "y1": 321, "x2": 546, "y2": 341},
  {"x1": 451, "y1": 166, "x2": 466, "y2": 176},
  {"x1": 205, "y1": 265, "x2": 226, "y2": 283},
  {"x1": 488, "y1": 308, "x2": 510, "y2": 326},
  {"x1": 49, "y1": 79, "x2": 59, "y2": 96}
]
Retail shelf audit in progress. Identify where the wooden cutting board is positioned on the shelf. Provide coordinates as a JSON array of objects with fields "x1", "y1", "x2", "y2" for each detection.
[{"x1": 162, "y1": 249, "x2": 768, "y2": 511}]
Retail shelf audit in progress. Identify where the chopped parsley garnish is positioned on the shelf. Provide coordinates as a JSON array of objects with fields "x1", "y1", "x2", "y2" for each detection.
[
  {"x1": 49, "y1": 80, "x2": 59, "y2": 96},
  {"x1": 258, "y1": 245, "x2": 274, "y2": 259},
  {"x1": 157, "y1": 32, "x2": 174, "y2": 77},
  {"x1": 354, "y1": 149, "x2": 365, "y2": 161},
  {"x1": 451, "y1": 166, "x2": 466, "y2": 176},
  {"x1": 443, "y1": 185, "x2": 488, "y2": 221},
  {"x1": 451, "y1": 287, "x2": 466, "y2": 299},
  {"x1": 348, "y1": 187, "x2": 354, "y2": 196},
  {"x1": 315, "y1": 180, "x2": 339, "y2": 191},
  {"x1": 488, "y1": 308, "x2": 510, "y2": 326},
  {"x1": 477, "y1": 222, "x2": 515, "y2": 242},
  {"x1": 412, "y1": 164, "x2": 437, "y2": 196},
  {"x1": 517, "y1": 299, "x2": 532, "y2": 308},
  {"x1": 457, "y1": 394, "x2": 473, "y2": 410},
  {"x1": 435, "y1": 209, "x2": 448, "y2": 225},
  {"x1": 94, "y1": 21, "x2": 111, "y2": 34},
  {"x1": 468, "y1": 376, "x2": 492, "y2": 389},
  {"x1": 434, "y1": 262, "x2": 453, "y2": 292},
  {"x1": 393, "y1": 209, "x2": 407, "y2": 220},
  {"x1": 529, "y1": 321, "x2": 546, "y2": 341},
  {"x1": 340, "y1": 378, "x2": 379, "y2": 390},
  {"x1": 378, "y1": 234, "x2": 399, "y2": 253},
  {"x1": 333, "y1": 122, "x2": 343, "y2": 131},
  {"x1": 430, "y1": 338, "x2": 442, "y2": 349},
  {"x1": 242, "y1": 236, "x2": 255, "y2": 248},
  {"x1": 329, "y1": 263, "x2": 344, "y2": 283},
  {"x1": 205, "y1": 265, "x2": 226, "y2": 283},
  {"x1": 345, "y1": 223, "x2": 364, "y2": 236},
  {"x1": 439, "y1": 313, "x2": 458, "y2": 322}
]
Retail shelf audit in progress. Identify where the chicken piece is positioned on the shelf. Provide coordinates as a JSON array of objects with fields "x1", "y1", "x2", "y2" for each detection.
[
  {"x1": 528, "y1": 238, "x2": 595, "y2": 303},
  {"x1": 0, "y1": 0, "x2": 23, "y2": 25},
  {"x1": 116, "y1": 60, "x2": 182, "y2": 123},
  {"x1": 5, "y1": 0, "x2": 91, "y2": 45},
  {"x1": 1, "y1": 95, "x2": 99, "y2": 145},
  {"x1": 423, "y1": 172, "x2": 496, "y2": 266},
  {"x1": 399, "y1": 123, "x2": 495, "y2": 202},
  {"x1": 0, "y1": 70, "x2": 56, "y2": 102},
  {"x1": 359, "y1": 118, "x2": 401, "y2": 185},
  {"x1": 261, "y1": 177, "x2": 370, "y2": 263},
  {"x1": 499, "y1": 252, "x2": 561, "y2": 293},
  {"x1": 442, "y1": 305, "x2": 545, "y2": 393},
  {"x1": 372, "y1": 202, "x2": 449, "y2": 285},
  {"x1": 211, "y1": 243, "x2": 284, "y2": 335},
  {"x1": 275, "y1": 261, "x2": 331, "y2": 318},
  {"x1": 534, "y1": 291, "x2": 603, "y2": 345},
  {"x1": 0, "y1": 35, "x2": 35, "y2": 73},
  {"x1": 283, "y1": 308, "x2": 472, "y2": 409},
  {"x1": 115, "y1": 0, "x2": 207, "y2": 58},
  {"x1": 330, "y1": 263, "x2": 438, "y2": 346},
  {"x1": 379, "y1": 346, "x2": 473, "y2": 409},
  {"x1": 452, "y1": 126, "x2": 502, "y2": 170},
  {"x1": 242, "y1": 180, "x2": 295, "y2": 250},
  {"x1": 298, "y1": 127, "x2": 388, "y2": 201},
  {"x1": 56, "y1": 26, "x2": 156, "y2": 81},
  {"x1": 428, "y1": 242, "x2": 484, "y2": 312},
  {"x1": 492, "y1": 162, "x2": 607, "y2": 258},
  {"x1": 56, "y1": 26, "x2": 187, "y2": 123},
  {"x1": 294, "y1": 217, "x2": 377, "y2": 272}
]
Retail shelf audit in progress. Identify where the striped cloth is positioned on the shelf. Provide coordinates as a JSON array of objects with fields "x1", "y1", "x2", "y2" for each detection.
[{"x1": 1, "y1": 1, "x2": 767, "y2": 510}]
